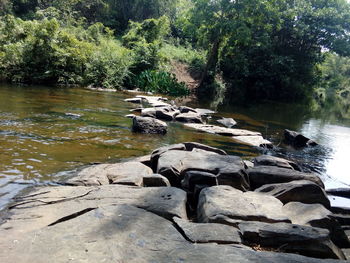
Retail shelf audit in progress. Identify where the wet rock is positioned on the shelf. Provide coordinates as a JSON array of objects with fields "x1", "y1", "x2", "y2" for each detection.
[
  {"x1": 131, "y1": 154, "x2": 151, "y2": 167},
  {"x1": 255, "y1": 180, "x2": 330, "y2": 208},
  {"x1": 283, "y1": 202, "x2": 350, "y2": 248},
  {"x1": 197, "y1": 186, "x2": 290, "y2": 224},
  {"x1": 143, "y1": 174, "x2": 171, "y2": 187},
  {"x1": 136, "y1": 95, "x2": 170, "y2": 107},
  {"x1": 125, "y1": 114, "x2": 136, "y2": 118},
  {"x1": 141, "y1": 107, "x2": 179, "y2": 121},
  {"x1": 182, "y1": 170, "x2": 218, "y2": 192},
  {"x1": 326, "y1": 188, "x2": 350, "y2": 199},
  {"x1": 184, "y1": 123, "x2": 261, "y2": 136},
  {"x1": 217, "y1": 117, "x2": 237, "y2": 128},
  {"x1": 66, "y1": 162, "x2": 153, "y2": 187},
  {"x1": 238, "y1": 221, "x2": 345, "y2": 259},
  {"x1": 124, "y1": 97, "x2": 142, "y2": 103},
  {"x1": 178, "y1": 106, "x2": 197, "y2": 113},
  {"x1": 132, "y1": 116, "x2": 167, "y2": 134},
  {"x1": 247, "y1": 166, "x2": 324, "y2": 190},
  {"x1": 195, "y1": 108, "x2": 216, "y2": 115},
  {"x1": 183, "y1": 142, "x2": 227, "y2": 155},
  {"x1": 253, "y1": 155, "x2": 301, "y2": 171},
  {"x1": 244, "y1": 160, "x2": 254, "y2": 169},
  {"x1": 232, "y1": 135, "x2": 273, "y2": 148},
  {"x1": 173, "y1": 217, "x2": 242, "y2": 244},
  {"x1": 157, "y1": 150, "x2": 249, "y2": 189},
  {"x1": 175, "y1": 112, "x2": 203, "y2": 123},
  {"x1": 284, "y1": 129, "x2": 318, "y2": 147},
  {"x1": 129, "y1": 107, "x2": 143, "y2": 113}
]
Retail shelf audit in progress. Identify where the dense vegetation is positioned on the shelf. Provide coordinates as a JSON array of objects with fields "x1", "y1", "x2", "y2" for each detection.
[{"x1": 1, "y1": 0, "x2": 350, "y2": 109}]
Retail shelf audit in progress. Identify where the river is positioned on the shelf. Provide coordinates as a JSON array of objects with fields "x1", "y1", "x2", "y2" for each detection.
[{"x1": 0, "y1": 84, "x2": 349, "y2": 209}]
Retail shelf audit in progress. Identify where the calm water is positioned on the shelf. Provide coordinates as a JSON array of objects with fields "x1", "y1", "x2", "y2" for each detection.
[{"x1": 0, "y1": 84, "x2": 349, "y2": 209}]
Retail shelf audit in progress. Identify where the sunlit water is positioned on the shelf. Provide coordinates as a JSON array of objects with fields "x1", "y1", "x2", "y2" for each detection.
[{"x1": 0, "y1": 84, "x2": 349, "y2": 209}]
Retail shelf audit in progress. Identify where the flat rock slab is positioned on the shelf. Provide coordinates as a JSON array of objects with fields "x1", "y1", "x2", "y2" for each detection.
[
  {"x1": 197, "y1": 186, "x2": 290, "y2": 224},
  {"x1": 247, "y1": 166, "x2": 324, "y2": 190},
  {"x1": 231, "y1": 135, "x2": 272, "y2": 148},
  {"x1": 217, "y1": 117, "x2": 237, "y2": 128},
  {"x1": 0, "y1": 185, "x2": 188, "y2": 237},
  {"x1": 238, "y1": 221, "x2": 345, "y2": 259},
  {"x1": 253, "y1": 155, "x2": 301, "y2": 171},
  {"x1": 67, "y1": 162, "x2": 153, "y2": 187},
  {"x1": 175, "y1": 113, "x2": 203, "y2": 123},
  {"x1": 255, "y1": 180, "x2": 330, "y2": 208},
  {"x1": 156, "y1": 150, "x2": 249, "y2": 189},
  {"x1": 174, "y1": 217, "x2": 242, "y2": 244},
  {"x1": 0, "y1": 204, "x2": 342, "y2": 263}
]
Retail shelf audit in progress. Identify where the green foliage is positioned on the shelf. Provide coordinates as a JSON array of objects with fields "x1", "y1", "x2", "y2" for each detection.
[{"x1": 135, "y1": 70, "x2": 189, "y2": 96}]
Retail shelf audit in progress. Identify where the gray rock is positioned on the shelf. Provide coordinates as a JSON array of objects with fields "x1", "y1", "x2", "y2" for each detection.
[
  {"x1": 124, "y1": 97, "x2": 142, "y2": 103},
  {"x1": 143, "y1": 174, "x2": 171, "y2": 187},
  {"x1": 255, "y1": 180, "x2": 330, "y2": 208},
  {"x1": 132, "y1": 116, "x2": 167, "y2": 134},
  {"x1": 238, "y1": 221, "x2": 345, "y2": 259},
  {"x1": 175, "y1": 112, "x2": 203, "y2": 123},
  {"x1": 125, "y1": 114, "x2": 136, "y2": 118},
  {"x1": 182, "y1": 170, "x2": 218, "y2": 192},
  {"x1": 66, "y1": 162, "x2": 153, "y2": 187},
  {"x1": 157, "y1": 150, "x2": 249, "y2": 189},
  {"x1": 217, "y1": 117, "x2": 237, "y2": 128},
  {"x1": 0, "y1": 202, "x2": 343, "y2": 263},
  {"x1": 178, "y1": 106, "x2": 197, "y2": 113},
  {"x1": 183, "y1": 142, "x2": 227, "y2": 155},
  {"x1": 130, "y1": 107, "x2": 143, "y2": 113},
  {"x1": 184, "y1": 123, "x2": 261, "y2": 136},
  {"x1": 141, "y1": 107, "x2": 179, "y2": 121},
  {"x1": 131, "y1": 154, "x2": 151, "y2": 167},
  {"x1": 173, "y1": 217, "x2": 242, "y2": 244},
  {"x1": 247, "y1": 166, "x2": 324, "y2": 190},
  {"x1": 197, "y1": 186, "x2": 290, "y2": 224},
  {"x1": 253, "y1": 155, "x2": 301, "y2": 171},
  {"x1": 195, "y1": 108, "x2": 216, "y2": 115},
  {"x1": 284, "y1": 129, "x2": 318, "y2": 147},
  {"x1": 232, "y1": 135, "x2": 273, "y2": 148},
  {"x1": 326, "y1": 188, "x2": 350, "y2": 199},
  {"x1": 283, "y1": 202, "x2": 350, "y2": 248}
]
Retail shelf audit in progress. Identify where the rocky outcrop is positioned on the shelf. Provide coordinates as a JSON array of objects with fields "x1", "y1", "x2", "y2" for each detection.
[
  {"x1": 132, "y1": 116, "x2": 167, "y2": 134},
  {"x1": 197, "y1": 186, "x2": 290, "y2": 224},
  {"x1": 284, "y1": 129, "x2": 318, "y2": 147},
  {"x1": 255, "y1": 180, "x2": 330, "y2": 208},
  {"x1": 253, "y1": 155, "x2": 301, "y2": 171},
  {"x1": 247, "y1": 166, "x2": 324, "y2": 190}
]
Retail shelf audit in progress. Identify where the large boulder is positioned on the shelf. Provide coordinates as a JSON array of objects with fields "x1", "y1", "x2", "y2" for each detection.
[
  {"x1": 255, "y1": 180, "x2": 330, "y2": 208},
  {"x1": 173, "y1": 217, "x2": 242, "y2": 244},
  {"x1": 156, "y1": 150, "x2": 249, "y2": 189},
  {"x1": 253, "y1": 155, "x2": 301, "y2": 171},
  {"x1": 66, "y1": 162, "x2": 153, "y2": 187},
  {"x1": 284, "y1": 129, "x2": 318, "y2": 147},
  {"x1": 247, "y1": 166, "x2": 324, "y2": 190},
  {"x1": 238, "y1": 221, "x2": 345, "y2": 259},
  {"x1": 283, "y1": 202, "x2": 350, "y2": 248},
  {"x1": 175, "y1": 112, "x2": 203, "y2": 123},
  {"x1": 0, "y1": 203, "x2": 343, "y2": 263},
  {"x1": 197, "y1": 186, "x2": 290, "y2": 224},
  {"x1": 132, "y1": 116, "x2": 167, "y2": 134}
]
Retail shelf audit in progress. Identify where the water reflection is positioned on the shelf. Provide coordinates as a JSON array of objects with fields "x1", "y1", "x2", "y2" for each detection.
[{"x1": 0, "y1": 84, "x2": 349, "y2": 209}]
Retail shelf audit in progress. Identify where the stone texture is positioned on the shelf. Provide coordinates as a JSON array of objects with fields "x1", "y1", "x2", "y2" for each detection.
[
  {"x1": 238, "y1": 221, "x2": 345, "y2": 259},
  {"x1": 197, "y1": 186, "x2": 290, "y2": 224},
  {"x1": 175, "y1": 112, "x2": 203, "y2": 123},
  {"x1": 124, "y1": 98, "x2": 142, "y2": 103},
  {"x1": 141, "y1": 107, "x2": 179, "y2": 121},
  {"x1": 66, "y1": 162, "x2": 153, "y2": 187},
  {"x1": 231, "y1": 135, "x2": 273, "y2": 148},
  {"x1": 157, "y1": 150, "x2": 249, "y2": 189},
  {"x1": 173, "y1": 217, "x2": 242, "y2": 244},
  {"x1": 255, "y1": 180, "x2": 330, "y2": 208},
  {"x1": 283, "y1": 202, "x2": 350, "y2": 248},
  {"x1": 178, "y1": 106, "x2": 197, "y2": 113},
  {"x1": 217, "y1": 117, "x2": 237, "y2": 128},
  {"x1": 184, "y1": 123, "x2": 261, "y2": 136},
  {"x1": 253, "y1": 155, "x2": 301, "y2": 171},
  {"x1": 284, "y1": 129, "x2": 318, "y2": 147},
  {"x1": 132, "y1": 116, "x2": 167, "y2": 134},
  {"x1": 143, "y1": 174, "x2": 171, "y2": 187},
  {"x1": 327, "y1": 188, "x2": 350, "y2": 199},
  {"x1": 247, "y1": 166, "x2": 324, "y2": 190}
]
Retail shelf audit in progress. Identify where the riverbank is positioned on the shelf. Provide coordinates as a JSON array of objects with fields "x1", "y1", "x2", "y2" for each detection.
[{"x1": 1, "y1": 141, "x2": 350, "y2": 262}]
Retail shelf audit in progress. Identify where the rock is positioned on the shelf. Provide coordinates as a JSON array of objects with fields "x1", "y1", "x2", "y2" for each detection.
[
  {"x1": 195, "y1": 108, "x2": 216, "y2": 115},
  {"x1": 178, "y1": 106, "x2": 197, "y2": 113},
  {"x1": 255, "y1": 180, "x2": 330, "y2": 208},
  {"x1": 136, "y1": 95, "x2": 171, "y2": 107},
  {"x1": 284, "y1": 129, "x2": 318, "y2": 147},
  {"x1": 157, "y1": 150, "x2": 249, "y2": 189},
  {"x1": 143, "y1": 174, "x2": 171, "y2": 187},
  {"x1": 283, "y1": 202, "x2": 350, "y2": 248},
  {"x1": 197, "y1": 186, "x2": 290, "y2": 224},
  {"x1": 124, "y1": 97, "x2": 142, "y2": 103},
  {"x1": 232, "y1": 135, "x2": 273, "y2": 148},
  {"x1": 132, "y1": 116, "x2": 167, "y2": 134},
  {"x1": 238, "y1": 221, "x2": 345, "y2": 259},
  {"x1": 141, "y1": 107, "x2": 180, "y2": 121},
  {"x1": 253, "y1": 155, "x2": 301, "y2": 171},
  {"x1": 217, "y1": 117, "x2": 237, "y2": 128},
  {"x1": 326, "y1": 188, "x2": 350, "y2": 199},
  {"x1": 0, "y1": 201, "x2": 343, "y2": 262},
  {"x1": 175, "y1": 112, "x2": 203, "y2": 123},
  {"x1": 182, "y1": 170, "x2": 218, "y2": 192},
  {"x1": 131, "y1": 154, "x2": 151, "y2": 167},
  {"x1": 184, "y1": 123, "x2": 261, "y2": 136},
  {"x1": 66, "y1": 162, "x2": 153, "y2": 187},
  {"x1": 173, "y1": 217, "x2": 242, "y2": 244},
  {"x1": 183, "y1": 142, "x2": 227, "y2": 155},
  {"x1": 125, "y1": 114, "x2": 136, "y2": 118},
  {"x1": 247, "y1": 166, "x2": 324, "y2": 190},
  {"x1": 244, "y1": 160, "x2": 254, "y2": 169},
  {"x1": 130, "y1": 107, "x2": 143, "y2": 113}
]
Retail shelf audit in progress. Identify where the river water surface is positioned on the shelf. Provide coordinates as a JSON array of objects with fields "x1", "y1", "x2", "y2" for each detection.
[{"x1": 1, "y1": 84, "x2": 349, "y2": 209}]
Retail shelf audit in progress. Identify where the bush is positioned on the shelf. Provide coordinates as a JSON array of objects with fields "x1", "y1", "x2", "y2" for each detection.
[{"x1": 135, "y1": 70, "x2": 189, "y2": 96}]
